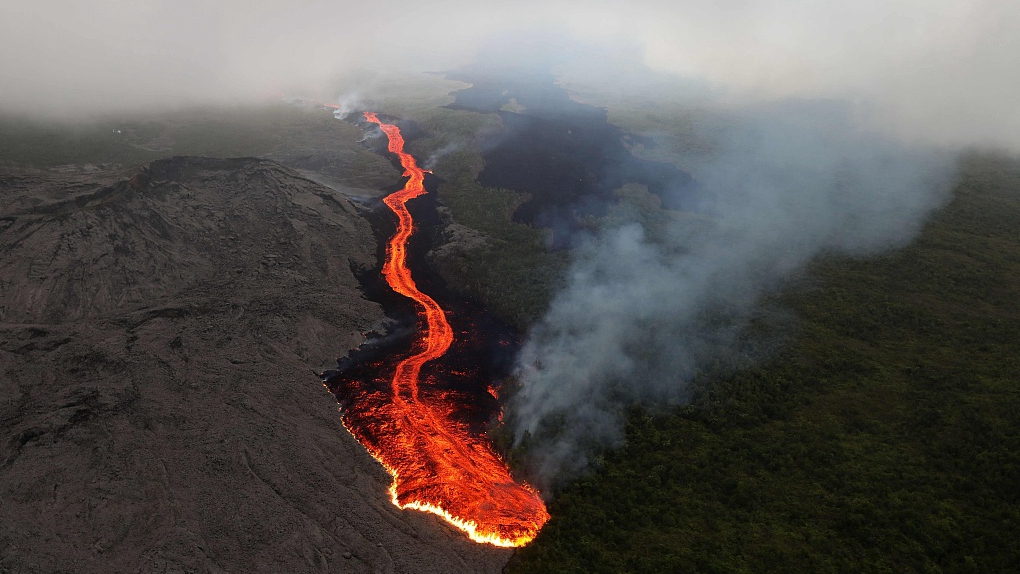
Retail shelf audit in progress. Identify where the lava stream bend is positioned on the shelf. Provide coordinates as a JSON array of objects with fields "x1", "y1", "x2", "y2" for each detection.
[{"x1": 341, "y1": 112, "x2": 548, "y2": 547}]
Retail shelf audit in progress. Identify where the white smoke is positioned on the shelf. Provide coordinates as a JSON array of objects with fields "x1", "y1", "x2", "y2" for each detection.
[
  {"x1": 332, "y1": 92, "x2": 363, "y2": 120},
  {"x1": 510, "y1": 98, "x2": 955, "y2": 483},
  {"x1": 424, "y1": 142, "x2": 462, "y2": 170}
]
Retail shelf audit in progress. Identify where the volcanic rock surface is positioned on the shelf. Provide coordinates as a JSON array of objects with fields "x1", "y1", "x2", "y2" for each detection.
[
  {"x1": 446, "y1": 66, "x2": 698, "y2": 246},
  {"x1": 0, "y1": 157, "x2": 510, "y2": 573}
]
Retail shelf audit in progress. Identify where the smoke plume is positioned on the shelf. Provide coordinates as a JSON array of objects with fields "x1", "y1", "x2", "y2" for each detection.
[
  {"x1": 331, "y1": 92, "x2": 364, "y2": 120},
  {"x1": 511, "y1": 98, "x2": 954, "y2": 483}
]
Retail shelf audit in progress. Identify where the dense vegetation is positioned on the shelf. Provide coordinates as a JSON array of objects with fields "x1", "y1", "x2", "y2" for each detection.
[{"x1": 506, "y1": 152, "x2": 1020, "y2": 572}]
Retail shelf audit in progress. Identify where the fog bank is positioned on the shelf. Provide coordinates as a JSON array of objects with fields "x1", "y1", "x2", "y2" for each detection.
[{"x1": 2, "y1": 0, "x2": 1017, "y2": 150}]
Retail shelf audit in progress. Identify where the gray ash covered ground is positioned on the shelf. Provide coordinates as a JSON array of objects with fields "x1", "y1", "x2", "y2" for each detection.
[{"x1": 0, "y1": 157, "x2": 510, "y2": 573}]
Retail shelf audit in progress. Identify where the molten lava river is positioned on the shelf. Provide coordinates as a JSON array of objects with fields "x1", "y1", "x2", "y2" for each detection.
[{"x1": 325, "y1": 112, "x2": 548, "y2": 547}]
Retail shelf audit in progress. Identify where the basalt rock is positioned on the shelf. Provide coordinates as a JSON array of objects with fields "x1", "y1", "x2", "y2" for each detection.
[{"x1": 0, "y1": 157, "x2": 510, "y2": 574}]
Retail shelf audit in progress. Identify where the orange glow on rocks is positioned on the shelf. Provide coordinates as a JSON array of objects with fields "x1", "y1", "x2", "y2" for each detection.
[{"x1": 336, "y1": 112, "x2": 548, "y2": 547}]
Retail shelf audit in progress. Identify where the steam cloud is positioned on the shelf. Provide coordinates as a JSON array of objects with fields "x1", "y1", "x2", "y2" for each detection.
[
  {"x1": 511, "y1": 99, "x2": 954, "y2": 483},
  {"x1": 331, "y1": 93, "x2": 364, "y2": 120}
]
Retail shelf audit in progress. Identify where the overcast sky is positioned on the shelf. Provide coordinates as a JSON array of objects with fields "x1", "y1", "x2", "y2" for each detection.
[{"x1": 2, "y1": 0, "x2": 1017, "y2": 150}]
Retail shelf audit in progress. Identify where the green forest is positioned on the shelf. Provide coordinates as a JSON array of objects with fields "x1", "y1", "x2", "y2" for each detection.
[{"x1": 499, "y1": 153, "x2": 1020, "y2": 572}]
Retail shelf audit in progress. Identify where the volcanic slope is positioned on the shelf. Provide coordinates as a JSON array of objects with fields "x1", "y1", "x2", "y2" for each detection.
[{"x1": 0, "y1": 157, "x2": 510, "y2": 573}]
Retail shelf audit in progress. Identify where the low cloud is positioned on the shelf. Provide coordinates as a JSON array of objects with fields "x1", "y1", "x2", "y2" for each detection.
[{"x1": 1, "y1": 1, "x2": 1016, "y2": 151}]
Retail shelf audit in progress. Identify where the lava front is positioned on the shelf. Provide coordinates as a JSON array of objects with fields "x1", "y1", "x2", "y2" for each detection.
[{"x1": 330, "y1": 112, "x2": 548, "y2": 547}]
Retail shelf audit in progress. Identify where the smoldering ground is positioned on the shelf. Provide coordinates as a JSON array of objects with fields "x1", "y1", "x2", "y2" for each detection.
[{"x1": 509, "y1": 97, "x2": 955, "y2": 485}]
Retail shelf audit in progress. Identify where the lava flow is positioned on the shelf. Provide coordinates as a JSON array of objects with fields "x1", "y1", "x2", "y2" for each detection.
[{"x1": 332, "y1": 112, "x2": 548, "y2": 547}]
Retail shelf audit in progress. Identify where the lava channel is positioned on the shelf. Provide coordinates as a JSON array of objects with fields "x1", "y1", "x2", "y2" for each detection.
[{"x1": 332, "y1": 112, "x2": 548, "y2": 547}]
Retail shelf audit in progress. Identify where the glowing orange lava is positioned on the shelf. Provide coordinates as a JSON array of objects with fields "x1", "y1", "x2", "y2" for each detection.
[{"x1": 340, "y1": 112, "x2": 548, "y2": 547}]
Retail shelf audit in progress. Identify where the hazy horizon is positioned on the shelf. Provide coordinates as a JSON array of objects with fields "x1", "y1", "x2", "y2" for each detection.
[{"x1": 2, "y1": 0, "x2": 1018, "y2": 152}]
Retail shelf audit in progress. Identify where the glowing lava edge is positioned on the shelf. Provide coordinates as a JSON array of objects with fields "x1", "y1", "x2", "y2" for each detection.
[{"x1": 336, "y1": 112, "x2": 549, "y2": 547}]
